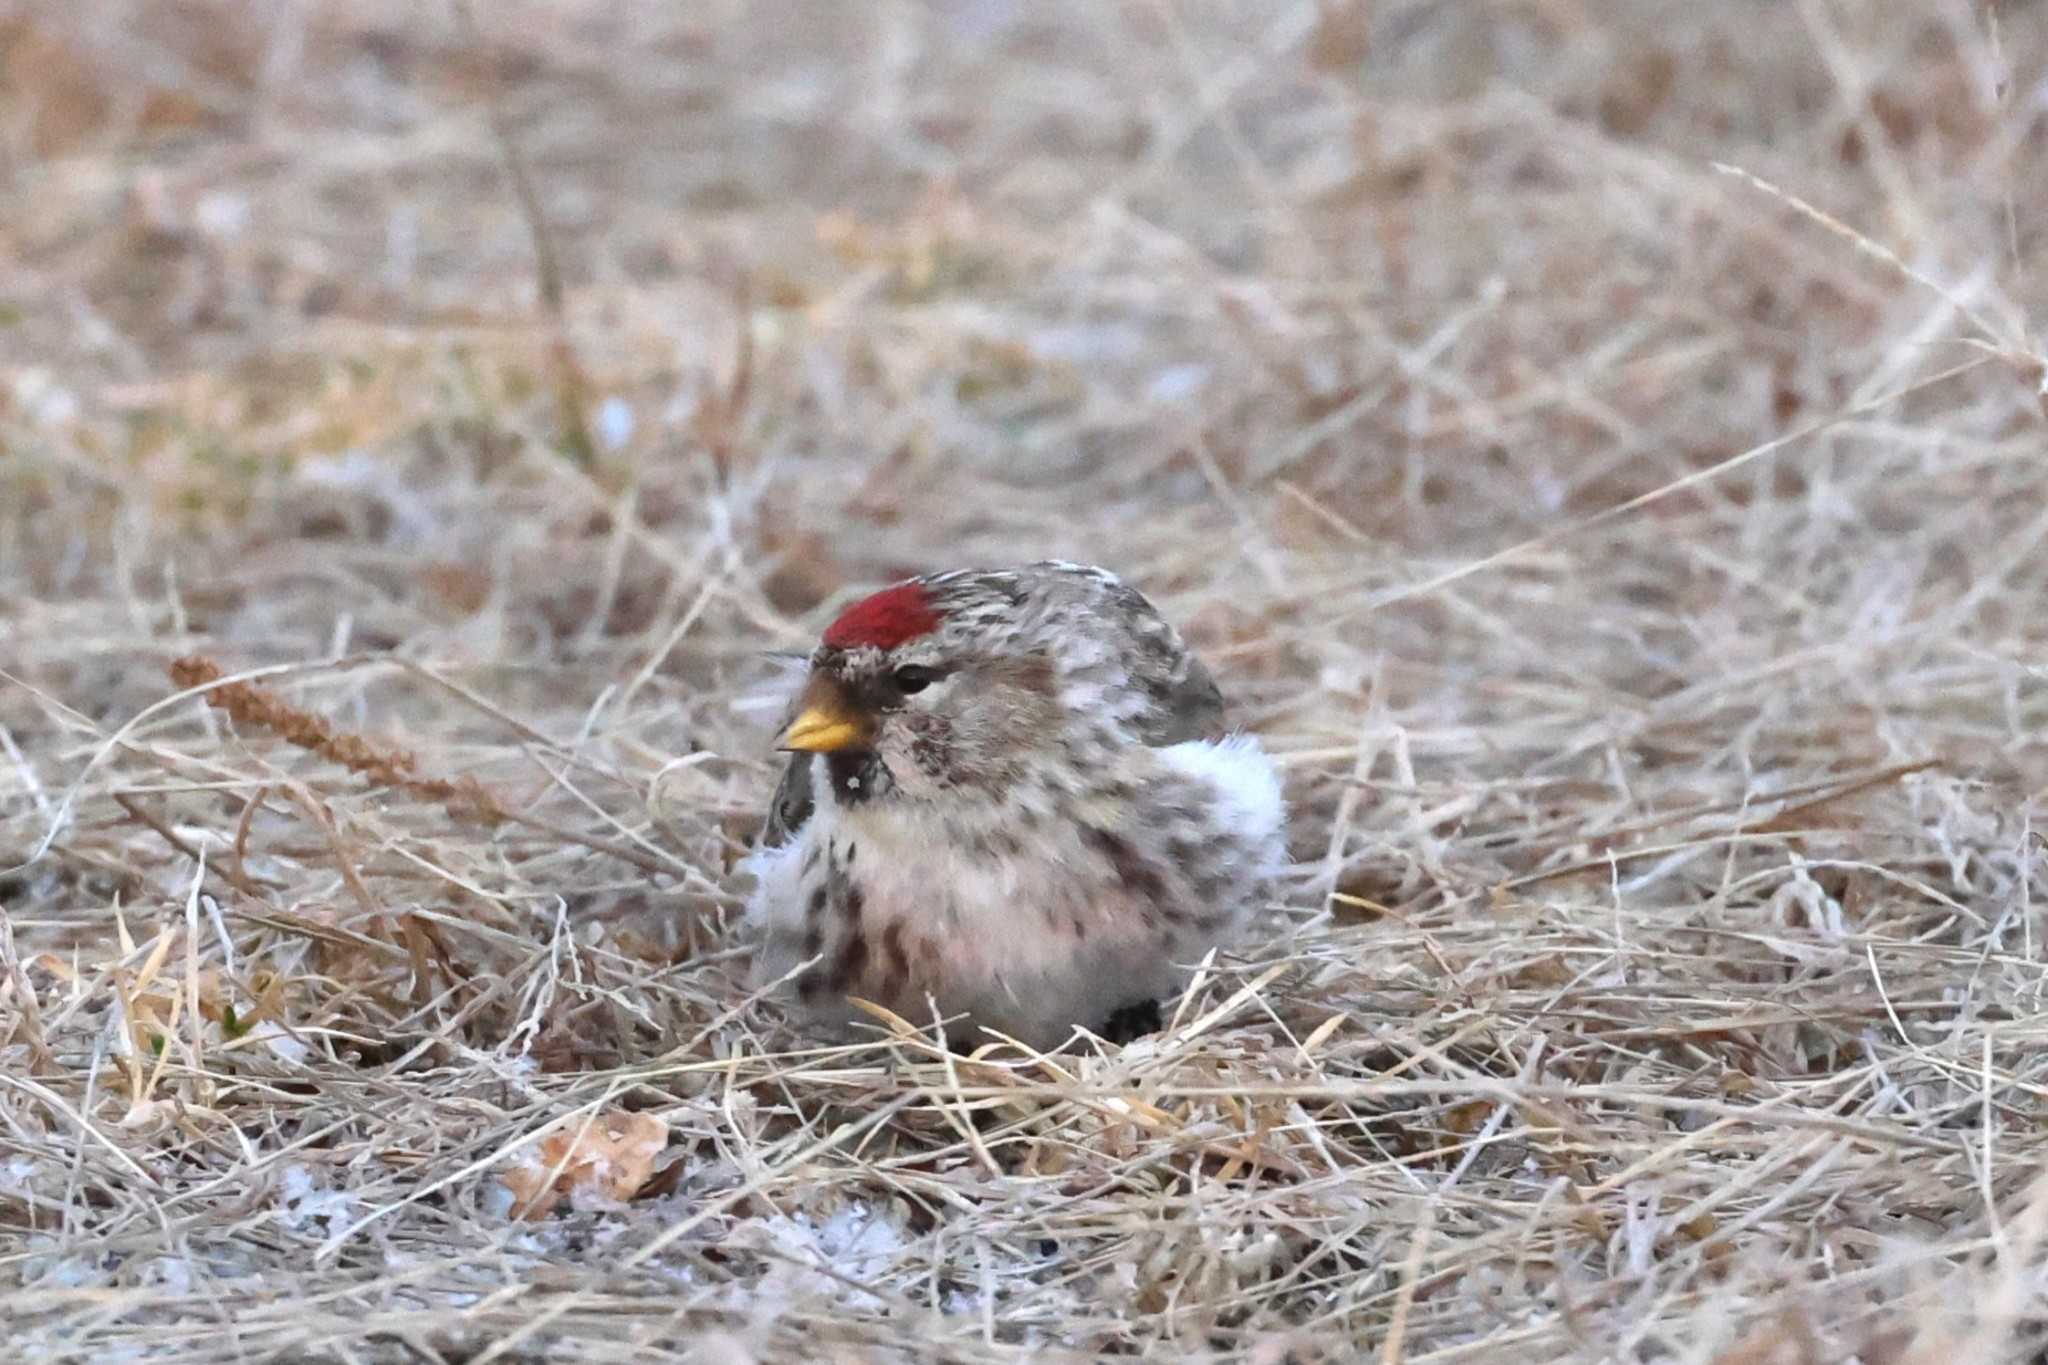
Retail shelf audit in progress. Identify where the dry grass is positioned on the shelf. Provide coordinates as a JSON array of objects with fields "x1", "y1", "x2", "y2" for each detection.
[{"x1": 5, "y1": 1, "x2": 2048, "y2": 1360}]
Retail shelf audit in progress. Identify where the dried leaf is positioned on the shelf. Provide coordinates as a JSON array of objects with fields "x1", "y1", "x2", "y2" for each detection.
[{"x1": 498, "y1": 1110, "x2": 668, "y2": 1220}]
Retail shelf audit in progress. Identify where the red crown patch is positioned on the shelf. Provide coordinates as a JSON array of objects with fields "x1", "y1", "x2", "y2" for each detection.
[{"x1": 821, "y1": 581, "x2": 942, "y2": 651}]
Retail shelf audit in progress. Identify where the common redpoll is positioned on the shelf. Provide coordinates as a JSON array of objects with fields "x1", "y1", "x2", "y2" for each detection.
[{"x1": 743, "y1": 561, "x2": 1286, "y2": 1051}]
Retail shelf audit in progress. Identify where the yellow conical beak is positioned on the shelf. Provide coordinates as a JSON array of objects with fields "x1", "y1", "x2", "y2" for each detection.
[
  {"x1": 779, "y1": 708, "x2": 864, "y2": 753},
  {"x1": 775, "y1": 677, "x2": 872, "y2": 753}
]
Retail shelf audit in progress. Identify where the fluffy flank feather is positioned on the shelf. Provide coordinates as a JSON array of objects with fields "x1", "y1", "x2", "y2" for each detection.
[{"x1": 1158, "y1": 733, "x2": 1287, "y2": 877}]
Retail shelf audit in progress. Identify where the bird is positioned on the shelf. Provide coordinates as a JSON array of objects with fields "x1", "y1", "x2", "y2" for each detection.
[{"x1": 740, "y1": 560, "x2": 1286, "y2": 1052}]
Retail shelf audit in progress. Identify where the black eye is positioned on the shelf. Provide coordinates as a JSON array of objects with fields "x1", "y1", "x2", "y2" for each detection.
[{"x1": 892, "y1": 665, "x2": 941, "y2": 695}]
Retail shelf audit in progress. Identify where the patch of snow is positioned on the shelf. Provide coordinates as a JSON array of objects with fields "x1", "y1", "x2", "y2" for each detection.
[
  {"x1": 1146, "y1": 362, "x2": 1210, "y2": 405},
  {"x1": 22, "y1": 1240, "x2": 117, "y2": 1289},
  {"x1": 248, "y1": 1021, "x2": 309, "y2": 1065},
  {"x1": 11, "y1": 368, "x2": 79, "y2": 428},
  {"x1": 195, "y1": 191, "x2": 249, "y2": 237},
  {"x1": 597, "y1": 397, "x2": 636, "y2": 451},
  {"x1": 295, "y1": 449, "x2": 441, "y2": 546},
  {"x1": 479, "y1": 1180, "x2": 517, "y2": 1221},
  {"x1": 276, "y1": 1164, "x2": 355, "y2": 1236},
  {"x1": 141, "y1": 1255, "x2": 194, "y2": 1295},
  {"x1": 737, "y1": 1199, "x2": 910, "y2": 1311},
  {"x1": 1028, "y1": 320, "x2": 1141, "y2": 364},
  {"x1": 506, "y1": 1222, "x2": 574, "y2": 1257}
]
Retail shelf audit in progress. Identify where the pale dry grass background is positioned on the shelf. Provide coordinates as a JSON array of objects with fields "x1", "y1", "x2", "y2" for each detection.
[{"x1": 4, "y1": 2, "x2": 2048, "y2": 1361}]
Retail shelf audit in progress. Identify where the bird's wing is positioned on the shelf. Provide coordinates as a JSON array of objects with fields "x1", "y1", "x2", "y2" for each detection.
[
  {"x1": 1139, "y1": 649, "x2": 1226, "y2": 746},
  {"x1": 986, "y1": 560, "x2": 1230, "y2": 746},
  {"x1": 1086, "y1": 571, "x2": 1227, "y2": 746},
  {"x1": 762, "y1": 751, "x2": 815, "y2": 845}
]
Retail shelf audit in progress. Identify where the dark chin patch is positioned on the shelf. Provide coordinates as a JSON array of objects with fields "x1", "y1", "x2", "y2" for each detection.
[{"x1": 828, "y1": 751, "x2": 893, "y2": 806}]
